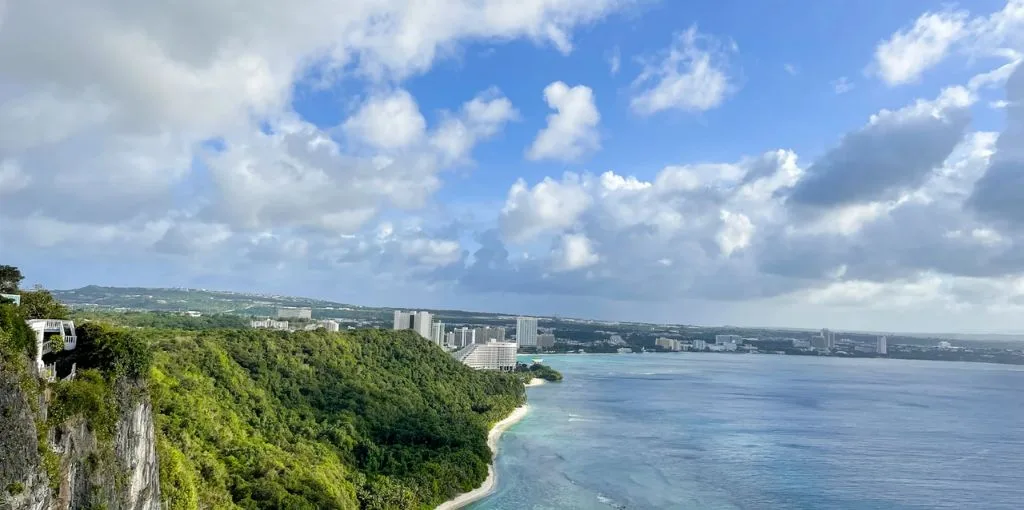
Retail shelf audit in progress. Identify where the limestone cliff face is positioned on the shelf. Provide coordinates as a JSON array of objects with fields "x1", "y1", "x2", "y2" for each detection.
[
  {"x1": 0, "y1": 368, "x2": 161, "y2": 510},
  {"x1": 114, "y1": 399, "x2": 161, "y2": 510}
]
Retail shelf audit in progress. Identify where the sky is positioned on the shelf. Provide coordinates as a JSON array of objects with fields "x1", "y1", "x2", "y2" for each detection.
[{"x1": 1, "y1": 0, "x2": 1024, "y2": 333}]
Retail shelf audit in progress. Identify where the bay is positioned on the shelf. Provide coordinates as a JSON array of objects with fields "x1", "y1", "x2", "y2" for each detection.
[{"x1": 470, "y1": 353, "x2": 1024, "y2": 509}]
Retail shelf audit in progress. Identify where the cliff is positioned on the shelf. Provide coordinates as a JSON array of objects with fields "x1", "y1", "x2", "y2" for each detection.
[
  {"x1": 0, "y1": 368, "x2": 161, "y2": 510},
  {"x1": 0, "y1": 311, "x2": 160, "y2": 510}
]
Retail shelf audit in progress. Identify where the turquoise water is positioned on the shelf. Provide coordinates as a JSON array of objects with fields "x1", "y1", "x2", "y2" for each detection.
[{"x1": 470, "y1": 354, "x2": 1024, "y2": 509}]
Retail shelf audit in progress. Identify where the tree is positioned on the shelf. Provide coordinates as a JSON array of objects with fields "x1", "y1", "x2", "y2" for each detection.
[
  {"x1": 0, "y1": 265, "x2": 23, "y2": 293},
  {"x1": 19, "y1": 285, "x2": 69, "y2": 320}
]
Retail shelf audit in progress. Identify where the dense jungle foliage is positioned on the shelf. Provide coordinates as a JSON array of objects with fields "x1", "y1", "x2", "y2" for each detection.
[{"x1": 147, "y1": 327, "x2": 526, "y2": 509}]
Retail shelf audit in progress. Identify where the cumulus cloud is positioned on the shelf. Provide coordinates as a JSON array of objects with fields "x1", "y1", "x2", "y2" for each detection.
[
  {"x1": 552, "y1": 233, "x2": 600, "y2": 271},
  {"x1": 873, "y1": 1, "x2": 1024, "y2": 86},
  {"x1": 430, "y1": 87, "x2": 519, "y2": 164},
  {"x1": 788, "y1": 86, "x2": 973, "y2": 209},
  {"x1": 630, "y1": 25, "x2": 734, "y2": 115},
  {"x1": 0, "y1": 0, "x2": 632, "y2": 230},
  {"x1": 873, "y1": 8, "x2": 969, "y2": 86},
  {"x1": 967, "y1": 61, "x2": 1024, "y2": 227},
  {"x1": 500, "y1": 174, "x2": 592, "y2": 242},
  {"x1": 342, "y1": 89, "x2": 427, "y2": 150},
  {"x1": 526, "y1": 81, "x2": 601, "y2": 161}
]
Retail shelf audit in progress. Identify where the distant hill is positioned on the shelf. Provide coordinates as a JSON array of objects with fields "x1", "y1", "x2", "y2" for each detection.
[
  {"x1": 54, "y1": 285, "x2": 362, "y2": 313},
  {"x1": 51, "y1": 285, "x2": 527, "y2": 326}
]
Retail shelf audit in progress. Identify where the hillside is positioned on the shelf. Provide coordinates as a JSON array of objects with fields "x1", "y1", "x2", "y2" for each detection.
[{"x1": 146, "y1": 327, "x2": 525, "y2": 509}]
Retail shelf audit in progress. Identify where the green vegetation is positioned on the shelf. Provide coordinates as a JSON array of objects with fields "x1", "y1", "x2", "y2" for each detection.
[
  {"x1": 18, "y1": 285, "x2": 70, "y2": 320},
  {"x1": 6, "y1": 481, "x2": 24, "y2": 496},
  {"x1": 0, "y1": 267, "x2": 153, "y2": 497},
  {"x1": 0, "y1": 264, "x2": 22, "y2": 293},
  {"x1": 523, "y1": 363, "x2": 562, "y2": 382},
  {"x1": 72, "y1": 310, "x2": 250, "y2": 331},
  {"x1": 6, "y1": 270, "x2": 535, "y2": 507},
  {"x1": 148, "y1": 327, "x2": 526, "y2": 509}
]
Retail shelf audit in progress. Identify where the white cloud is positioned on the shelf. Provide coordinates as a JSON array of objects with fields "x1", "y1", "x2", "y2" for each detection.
[
  {"x1": 526, "y1": 81, "x2": 601, "y2": 161},
  {"x1": 873, "y1": 2, "x2": 1024, "y2": 87},
  {"x1": 609, "y1": 46, "x2": 621, "y2": 75},
  {"x1": 0, "y1": 0, "x2": 633, "y2": 231},
  {"x1": 430, "y1": 87, "x2": 518, "y2": 164},
  {"x1": 0, "y1": 160, "x2": 30, "y2": 195},
  {"x1": 873, "y1": 8, "x2": 969, "y2": 86},
  {"x1": 342, "y1": 89, "x2": 426, "y2": 150},
  {"x1": 784, "y1": 63, "x2": 799, "y2": 76},
  {"x1": 500, "y1": 174, "x2": 592, "y2": 242},
  {"x1": 630, "y1": 25, "x2": 734, "y2": 115},
  {"x1": 831, "y1": 76, "x2": 854, "y2": 95},
  {"x1": 552, "y1": 233, "x2": 600, "y2": 271},
  {"x1": 716, "y1": 210, "x2": 753, "y2": 257}
]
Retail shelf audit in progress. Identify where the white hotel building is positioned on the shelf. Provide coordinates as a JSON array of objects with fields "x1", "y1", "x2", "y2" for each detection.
[
  {"x1": 516, "y1": 316, "x2": 538, "y2": 347},
  {"x1": 452, "y1": 341, "x2": 518, "y2": 371}
]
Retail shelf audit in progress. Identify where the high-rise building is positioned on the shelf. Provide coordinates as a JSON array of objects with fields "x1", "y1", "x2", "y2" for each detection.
[
  {"x1": 516, "y1": 317, "x2": 538, "y2": 347},
  {"x1": 431, "y1": 321, "x2": 445, "y2": 345},
  {"x1": 655, "y1": 337, "x2": 682, "y2": 351},
  {"x1": 445, "y1": 331, "x2": 455, "y2": 347},
  {"x1": 537, "y1": 333, "x2": 555, "y2": 348},
  {"x1": 472, "y1": 326, "x2": 506, "y2": 344},
  {"x1": 393, "y1": 310, "x2": 413, "y2": 330},
  {"x1": 413, "y1": 311, "x2": 432, "y2": 340},
  {"x1": 820, "y1": 329, "x2": 836, "y2": 349},
  {"x1": 455, "y1": 327, "x2": 476, "y2": 348},
  {"x1": 451, "y1": 342, "x2": 518, "y2": 371},
  {"x1": 877, "y1": 336, "x2": 887, "y2": 355},
  {"x1": 319, "y1": 319, "x2": 340, "y2": 332},
  {"x1": 691, "y1": 339, "x2": 707, "y2": 350}
]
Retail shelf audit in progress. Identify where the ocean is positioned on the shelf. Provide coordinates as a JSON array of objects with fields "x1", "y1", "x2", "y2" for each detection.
[{"x1": 469, "y1": 354, "x2": 1024, "y2": 510}]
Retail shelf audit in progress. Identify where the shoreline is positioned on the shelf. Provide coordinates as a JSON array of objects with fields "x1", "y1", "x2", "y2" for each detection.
[
  {"x1": 525, "y1": 377, "x2": 547, "y2": 387},
  {"x1": 435, "y1": 404, "x2": 529, "y2": 510}
]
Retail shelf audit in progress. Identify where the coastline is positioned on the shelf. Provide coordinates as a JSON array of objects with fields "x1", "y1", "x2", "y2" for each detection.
[
  {"x1": 435, "y1": 404, "x2": 530, "y2": 510},
  {"x1": 525, "y1": 377, "x2": 547, "y2": 387}
]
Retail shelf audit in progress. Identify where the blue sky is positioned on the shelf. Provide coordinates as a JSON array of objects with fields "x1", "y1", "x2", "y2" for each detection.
[{"x1": 1, "y1": 0, "x2": 1023, "y2": 333}]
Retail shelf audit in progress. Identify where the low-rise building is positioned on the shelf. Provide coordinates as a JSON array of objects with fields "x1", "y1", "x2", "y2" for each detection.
[
  {"x1": 715, "y1": 334, "x2": 742, "y2": 344},
  {"x1": 251, "y1": 319, "x2": 289, "y2": 330},
  {"x1": 320, "y1": 319, "x2": 340, "y2": 332},
  {"x1": 451, "y1": 341, "x2": 518, "y2": 371},
  {"x1": 691, "y1": 339, "x2": 707, "y2": 350},
  {"x1": 2, "y1": 293, "x2": 22, "y2": 305}
]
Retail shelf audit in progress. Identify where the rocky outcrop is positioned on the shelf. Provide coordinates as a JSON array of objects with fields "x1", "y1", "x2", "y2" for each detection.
[
  {"x1": 0, "y1": 369, "x2": 161, "y2": 510},
  {"x1": 115, "y1": 400, "x2": 160, "y2": 510}
]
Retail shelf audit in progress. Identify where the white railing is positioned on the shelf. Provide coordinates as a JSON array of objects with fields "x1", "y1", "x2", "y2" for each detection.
[
  {"x1": 45, "y1": 319, "x2": 64, "y2": 330},
  {"x1": 63, "y1": 335, "x2": 77, "y2": 351}
]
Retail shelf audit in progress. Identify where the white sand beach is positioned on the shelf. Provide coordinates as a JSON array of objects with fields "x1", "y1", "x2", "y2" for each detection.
[
  {"x1": 435, "y1": 405, "x2": 529, "y2": 510},
  {"x1": 525, "y1": 378, "x2": 547, "y2": 387}
]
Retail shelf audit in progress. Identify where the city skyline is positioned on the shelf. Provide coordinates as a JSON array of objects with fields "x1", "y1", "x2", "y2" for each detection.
[{"x1": 3, "y1": 1, "x2": 1024, "y2": 333}]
